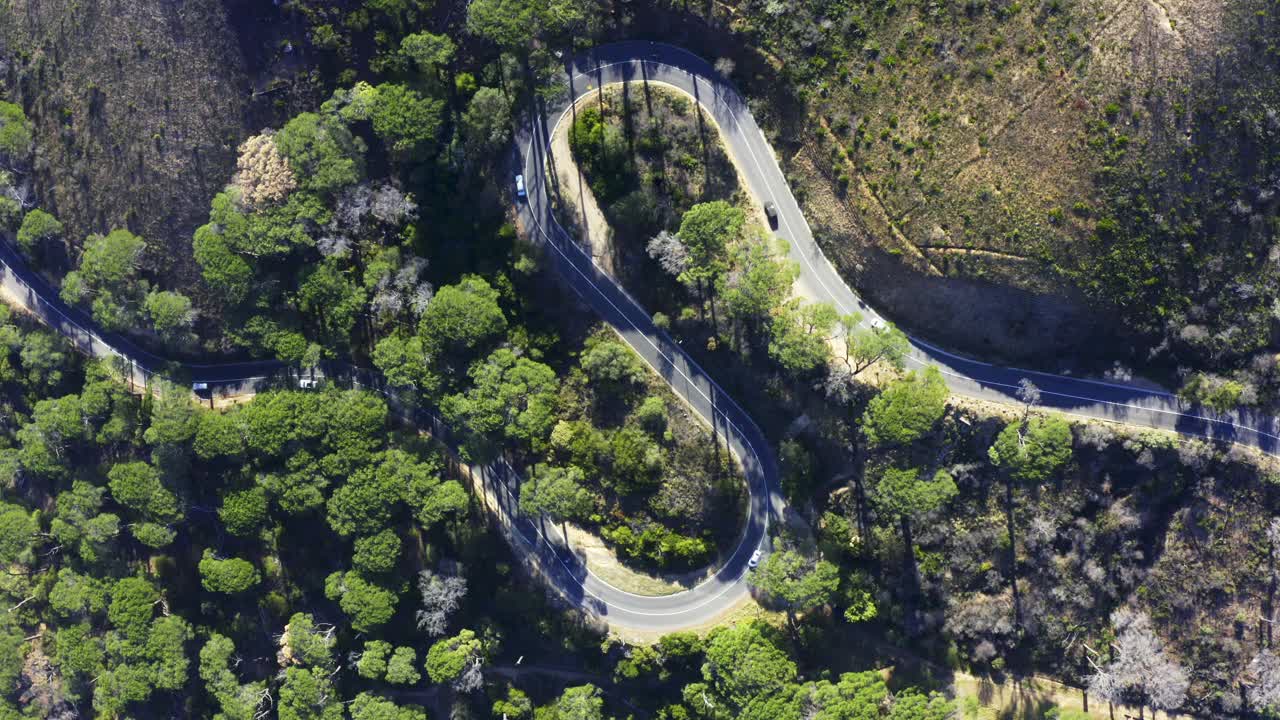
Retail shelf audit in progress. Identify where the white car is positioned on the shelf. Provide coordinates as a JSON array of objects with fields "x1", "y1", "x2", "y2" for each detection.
[
  {"x1": 515, "y1": 174, "x2": 527, "y2": 200},
  {"x1": 748, "y1": 548, "x2": 762, "y2": 569}
]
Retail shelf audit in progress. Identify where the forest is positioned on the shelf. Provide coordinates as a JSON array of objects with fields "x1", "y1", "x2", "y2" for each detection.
[{"x1": 1, "y1": 0, "x2": 1279, "y2": 718}]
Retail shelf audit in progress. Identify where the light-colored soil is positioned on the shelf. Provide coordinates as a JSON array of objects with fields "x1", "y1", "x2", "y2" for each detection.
[
  {"x1": 561, "y1": 522, "x2": 710, "y2": 597},
  {"x1": 548, "y1": 92, "x2": 618, "y2": 275},
  {"x1": 949, "y1": 670, "x2": 1189, "y2": 720}
]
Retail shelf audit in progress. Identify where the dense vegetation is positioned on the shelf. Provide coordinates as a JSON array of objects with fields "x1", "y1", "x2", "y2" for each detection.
[{"x1": 3, "y1": 0, "x2": 1280, "y2": 718}]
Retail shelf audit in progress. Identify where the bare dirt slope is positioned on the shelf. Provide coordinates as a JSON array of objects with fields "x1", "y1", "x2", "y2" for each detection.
[{"x1": 1, "y1": 0, "x2": 249, "y2": 284}]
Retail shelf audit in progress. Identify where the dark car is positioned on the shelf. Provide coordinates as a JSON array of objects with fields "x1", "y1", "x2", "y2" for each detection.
[{"x1": 764, "y1": 201, "x2": 778, "y2": 227}]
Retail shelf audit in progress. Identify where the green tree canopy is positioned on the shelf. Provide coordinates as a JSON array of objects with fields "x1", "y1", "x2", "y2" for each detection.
[
  {"x1": 425, "y1": 629, "x2": 484, "y2": 691},
  {"x1": 701, "y1": 620, "x2": 797, "y2": 708},
  {"x1": 324, "y1": 571, "x2": 398, "y2": 632},
  {"x1": 284, "y1": 613, "x2": 335, "y2": 668},
  {"x1": 988, "y1": 415, "x2": 1073, "y2": 484},
  {"x1": 16, "y1": 208, "x2": 63, "y2": 255},
  {"x1": 367, "y1": 84, "x2": 445, "y2": 154},
  {"x1": 108, "y1": 577, "x2": 158, "y2": 641},
  {"x1": 442, "y1": 347, "x2": 559, "y2": 460},
  {"x1": 840, "y1": 315, "x2": 910, "y2": 376},
  {"x1": 861, "y1": 366, "x2": 948, "y2": 447},
  {"x1": 401, "y1": 32, "x2": 456, "y2": 70},
  {"x1": 676, "y1": 200, "x2": 745, "y2": 287},
  {"x1": 0, "y1": 102, "x2": 33, "y2": 158},
  {"x1": 384, "y1": 646, "x2": 421, "y2": 685},
  {"x1": 199, "y1": 550, "x2": 261, "y2": 594},
  {"x1": 747, "y1": 549, "x2": 840, "y2": 627},
  {"x1": 870, "y1": 466, "x2": 957, "y2": 526},
  {"x1": 349, "y1": 693, "x2": 429, "y2": 720},
  {"x1": 352, "y1": 528, "x2": 402, "y2": 575},
  {"x1": 769, "y1": 300, "x2": 839, "y2": 374},
  {"x1": 418, "y1": 275, "x2": 507, "y2": 377},
  {"x1": 357, "y1": 640, "x2": 391, "y2": 680},
  {"x1": 518, "y1": 464, "x2": 594, "y2": 534},
  {"x1": 276, "y1": 112, "x2": 366, "y2": 196},
  {"x1": 278, "y1": 666, "x2": 343, "y2": 720},
  {"x1": 580, "y1": 339, "x2": 648, "y2": 394}
]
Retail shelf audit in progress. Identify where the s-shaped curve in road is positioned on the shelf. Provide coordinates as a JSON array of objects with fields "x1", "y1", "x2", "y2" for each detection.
[
  {"x1": 3, "y1": 40, "x2": 1280, "y2": 635},
  {"x1": 514, "y1": 41, "x2": 1280, "y2": 626}
]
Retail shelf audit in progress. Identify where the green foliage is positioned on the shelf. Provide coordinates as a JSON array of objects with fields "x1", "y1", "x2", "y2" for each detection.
[
  {"x1": 357, "y1": 640, "x2": 392, "y2": 680},
  {"x1": 442, "y1": 347, "x2": 559, "y2": 460},
  {"x1": 425, "y1": 628, "x2": 484, "y2": 687},
  {"x1": 297, "y1": 259, "x2": 366, "y2": 349},
  {"x1": 349, "y1": 693, "x2": 428, "y2": 720},
  {"x1": 373, "y1": 332, "x2": 436, "y2": 393},
  {"x1": 384, "y1": 646, "x2": 421, "y2": 685},
  {"x1": 722, "y1": 239, "x2": 796, "y2": 335},
  {"x1": 768, "y1": 300, "x2": 839, "y2": 374},
  {"x1": 519, "y1": 464, "x2": 594, "y2": 527},
  {"x1": 400, "y1": 32, "x2": 455, "y2": 70},
  {"x1": 15, "y1": 208, "x2": 62, "y2": 255},
  {"x1": 467, "y1": 0, "x2": 593, "y2": 51},
  {"x1": 677, "y1": 200, "x2": 745, "y2": 287},
  {"x1": 144, "y1": 290, "x2": 195, "y2": 345},
  {"x1": 608, "y1": 427, "x2": 663, "y2": 491},
  {"x1": 568, "y1": 106, "x2": 634, "y2": 203},
  {"x1": 418, "y1": 275, "x2": 507, "y2": 377},
  {"x1": 285, "y1": 613, "x2": 335, "y2": 668},
  {"x1": 143, "y1": 381, "x2": 199, "y2": 445},
  {"x1": 0, "y1": 504, "x2": 34, "y2": 564},
  {"x1": 200, "y1": 634, "x2": 267, "y2": 720},
  {"x1": 324, "y1": 571, "x2": 398, "y2": 632},
  {"x1": 493, "y1": 685, "x2": 534, "y2": 719},
  {"x1": 108, "y1": 461, "x2": 179, "y2": 522},
  {"x1": 199, "y1": 550, "x2": 261, "y2": 594},
  {"x1": 988, "y1": 415, "x2": 1073, "y2": 484},
  {"x1": 61, "y1": 228, "x2": 146, "y2": 331},
  {"x1": 352, "y1": 528, "x2": 402, "y2": 575},
  {"x1": 747, "y1": 549, "x2": 840, "y2": 620},
  {"x1": 276, "y1": 112, "x2": 366, "y2": 196},
  {"x1": 279, "y1": 666, "x2": 343, "y2": 720},
  {"x1": 1179, "y1": 373, "x2": 1247, "y2": 412},
  {"x1": 871, "y1": 466, "x2": 958, "y2": 525},
  {"x1": 702, "y1": 620, "x2": 797, "y2": 708},
  {"x1": 108, "y1": 577, "x2": 158, "y2": 641},
  {"x1": 219, "y1": 486, "x2": 268, "y2": 536},
  {"x1": 862, "y1": 366, "x2": 948, "y2": 447},
  {"x1": 461, "y1": 87, "x2": 512, "y2": 155},
  {"x1": 0, "y1": 101, "x2": 33, "y2": 157},
  {"x1": 580, "y1": 339, "x2": 648, "y2": 393},
  {"x1": 547, "y1": 684, "x2": 605, "y2": 720},
  {"x1": 367, "y1": 83, "x2": 444, "y2": 154},
  {"x1": 841, "y1": 315, "x2": 910, "y2": 375},
  {"x1": 601, "y1": 523, "x2": 711, "y2": 571}
]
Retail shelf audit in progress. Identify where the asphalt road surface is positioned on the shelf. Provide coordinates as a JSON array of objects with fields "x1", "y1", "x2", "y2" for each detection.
[
  {"x1": 2, "y1": 41, "x2": 1278, "y2": 633},
  {"x1": 515, "y1": 41, "x2": 1280, "y2": 628}
]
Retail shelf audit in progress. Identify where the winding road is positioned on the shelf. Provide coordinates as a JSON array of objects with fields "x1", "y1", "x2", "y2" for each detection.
[{"x1": 2, "y1": 41, "x2": 1279, "y2": 633}]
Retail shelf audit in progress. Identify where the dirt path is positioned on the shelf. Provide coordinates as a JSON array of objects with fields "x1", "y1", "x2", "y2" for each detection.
[{"x1": 547, "y1": 93, "x2": 617, "y2": 275}]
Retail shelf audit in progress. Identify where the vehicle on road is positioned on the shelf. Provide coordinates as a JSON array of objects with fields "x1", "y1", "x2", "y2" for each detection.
[
  {"x1": 515, "y1": 174, "x2": 527, "y2": 200},
  {"x1": 748, "y1": 548, "x2": 762, "y2": 569},
  {"x1": 764, "y1": 201, "x2": 778, "y2": 227}
]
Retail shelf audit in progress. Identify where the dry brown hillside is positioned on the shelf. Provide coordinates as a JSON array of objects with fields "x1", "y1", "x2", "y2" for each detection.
[
  {"x1": 649, "y1": 0, "x2": 1280, "y2": 384},
  {"x1": 1, "y1": 0, "x2": 248, "y2": 285}
]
